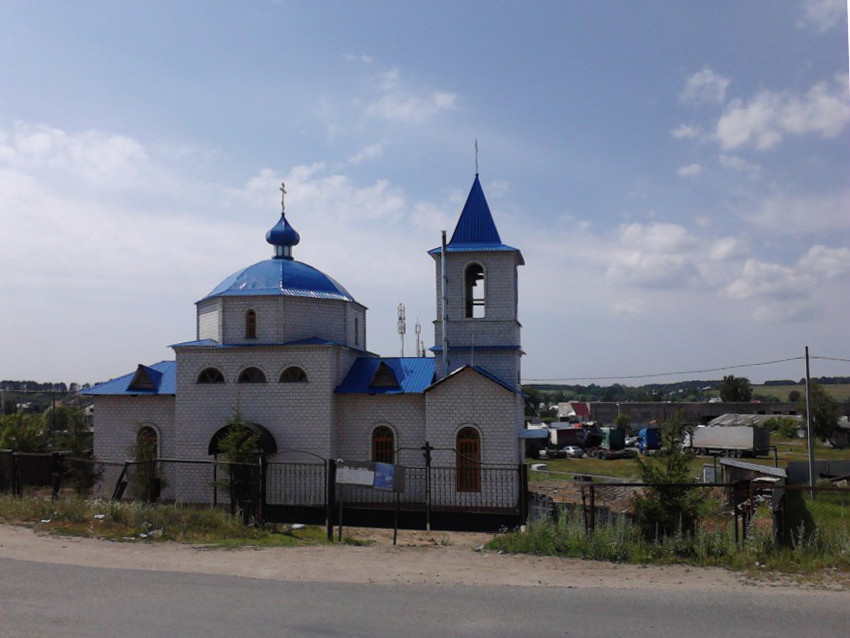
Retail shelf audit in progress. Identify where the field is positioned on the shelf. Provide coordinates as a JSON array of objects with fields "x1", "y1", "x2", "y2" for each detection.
[{"x1": 751, "y1": 383, "x2": 850, "y2": 402}]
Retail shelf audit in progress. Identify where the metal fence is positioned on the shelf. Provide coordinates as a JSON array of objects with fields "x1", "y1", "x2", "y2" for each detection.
[
  {"x1": 528, "y1": 474, "x2": 850, "y2": 549},
  {"x1": 0, "y1": 451, "x2": 526, "y2": 531}
]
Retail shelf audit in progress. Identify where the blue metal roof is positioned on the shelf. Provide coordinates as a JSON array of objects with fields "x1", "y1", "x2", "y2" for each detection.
[
  {"x1": 335, "y1": 357, "x2": 436, "y2": 395},
  {"x1": 428, "y1": 174, "x2": 524, "y2": 264},
  {"x1": 426, "y1": 364, "x2": 523, "y2": 396},
  {"x1": 266, "y1": 213, "x2": 300, "y2": 250},
  {"x1": 82, "y1": 361, "x2": 176, "y2": 396},
  {"x1": 171, "y1": 337, "x2": 342, "y2": 349},
  {"x1": 450, "y1": 174, "x2": 501, "y2": 244},
  {"x1": 202, "y1": 258, "x2": 354, "y2": 302}
]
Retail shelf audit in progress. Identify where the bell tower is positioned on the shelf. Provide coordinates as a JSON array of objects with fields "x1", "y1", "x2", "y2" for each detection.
[{"x1": 430, "y1": 174, "x2": 524, "y2": 388}]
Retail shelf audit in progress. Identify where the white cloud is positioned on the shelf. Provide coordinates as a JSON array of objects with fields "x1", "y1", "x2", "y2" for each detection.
[
  {"x1": 606, "y1": 223, "x2": 702, "y2": 289},
  {"x1": 718, "y1": 153, "x2": 761, "y2": 178},
  {"x1": 348, "y1": 143, "x2": 383, "y2": 165},
  {"x1": 715, "y1": 76, "x2": 850, "y2": 150},
  {"x1": 725, "y1": 259, "x2": 809, "y2": 301},
  {"x1": 723, "y1": 246, "x2": 850, "y2": 322},
  {"x1": 0, "y1": 121, "x2": 149, "y2": 186},
  {"x1": 611, "y1": 298, "x2": 647, "y2": 316},
  {"x1": 798, "y1": 244, "x2": 850, "y2": 278},
  {"x1": 344, "y1": 53, "x2": 374, "y2": 64},
  {"x1": 677, "y1": 163, "x2": 703, "y2": 177},
  {"x1": 798, "y1": 0, "x2": 846, "y2": 32},
  {"x1": 680, "y1": 67, "x2": 730, "y2": 105},
  {"x1": 670, "y1": 124, "x2": 701, "y2": 139},
  {"x1": 743, "y1": 190, "x2": 850, "y2": 235},
  {"x1": 619, "y1": 222, "x2": 694, "y2": 253},
  {"x1": 365, "y1": 68, "x2": 458, "y2": 123},
  {"x1": 708, "y1": 236, "x2": 749, "y2": 261}
]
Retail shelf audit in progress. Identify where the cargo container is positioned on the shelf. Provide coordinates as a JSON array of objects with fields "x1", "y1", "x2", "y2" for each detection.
[
  {"x1": 638, "y1": 427, "x2": 661, "y2": 452},
  {"x1": 601, "y1": 427, "x2": 625, "y2": 451},
  {"x1": 684, "y1": 425, "x2": 770, "y2": 457}
]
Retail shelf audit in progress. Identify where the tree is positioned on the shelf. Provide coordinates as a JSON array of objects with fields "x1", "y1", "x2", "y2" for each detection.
[
  {"x1": 216, "y1": 412, "x2": 262, "y2": 521},
  {"x1": 633, "y1": 418, "x2": 702, "y2": 540},
  {"x1": 719, "y1": 375, "x2": 752, "y2": 402},
  {"x1": 799, "y1": 383, "x2": 842, "y2": 448},
  {"x1": 788, "y1": 390, "x2": 801, "y2": 403},
  {"x1": 0, "y1": 413, "x2": 47, "y2": 452}
]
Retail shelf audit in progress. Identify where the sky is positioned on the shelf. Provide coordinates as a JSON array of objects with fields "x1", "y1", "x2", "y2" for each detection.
[{"x1": 0, "y1": 0, "x2": 848, "y2": 387}]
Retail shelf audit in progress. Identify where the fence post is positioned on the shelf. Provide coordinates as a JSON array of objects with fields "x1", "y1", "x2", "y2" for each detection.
[
  {"x1": 518, "y1": 463, "x2": 528, "y2": 525},
  {"x1": 325, "y1": 459, "x2": 336, "y2": 541},
  {"x1": 51, "y1": 452, "x2": 62, "y2": 500},
  {"x1": 422, "y1": 441, "x2": 433, "y2": 532},
  {"x1": 589, "y1": 484, "x2": 596, "y2": 534},
  {"x1": 12, "y1": 452, "x2": 21, "y2": 498},
  {"x1": 258, "y1": 456, "x2": 266, "y2": 527}
]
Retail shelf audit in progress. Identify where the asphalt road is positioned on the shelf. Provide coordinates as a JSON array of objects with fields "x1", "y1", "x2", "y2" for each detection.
[{"x1": 1, "y1": 557, "x2": 847, "y2": 638}]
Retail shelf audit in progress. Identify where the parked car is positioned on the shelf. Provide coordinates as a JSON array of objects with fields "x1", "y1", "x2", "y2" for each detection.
[{"x1": 560, "y1": 445, "x2": 584, "y2": 458}]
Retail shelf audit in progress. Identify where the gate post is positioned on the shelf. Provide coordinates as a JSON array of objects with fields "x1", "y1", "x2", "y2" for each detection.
[
  {"x1": 422, "y1": 441, "x2": 433, "y2": 532},
  {"x1": 518, "y1": 462, "x2": 529, "y2": 524},
  {"x1": 325, "y1": 459, "x2": 336, "y2": 541},
  {"x1": 258, "y1": 456, "x2": 266, "y2": 527}
]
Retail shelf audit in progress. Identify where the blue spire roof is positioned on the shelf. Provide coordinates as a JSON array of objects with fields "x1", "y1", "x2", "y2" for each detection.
[
  {"x1": 429, "y1": 174, "x2": 523, "y2": 263},
  {"x1": 448, "y1": 173, "x2": 502, "y2": 245}
]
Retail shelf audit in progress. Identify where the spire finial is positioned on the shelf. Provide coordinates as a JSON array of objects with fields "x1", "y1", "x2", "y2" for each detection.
[
  {"x1": 474, "y1": 139, "x2": 479, "y2": 175},
  {"x1": 280, "y1": 181, "x2": 287, "y2": 213}
]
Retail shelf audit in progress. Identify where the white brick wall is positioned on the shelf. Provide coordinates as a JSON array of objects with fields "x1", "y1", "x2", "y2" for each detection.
[
  {"x1": 335, "y1": 394, "x2": 426, "y2": 468},
  {"x1": 92, "y1": 395, "x2": 177, "y2": 500},
  {"x1": 432, "y1": 250, "x2": 522, "y2": 387}
]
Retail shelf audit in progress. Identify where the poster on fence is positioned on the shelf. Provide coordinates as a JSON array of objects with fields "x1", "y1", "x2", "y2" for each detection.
[{"x1": 336, "y1": 460, "x2": 405, "y2": 492}]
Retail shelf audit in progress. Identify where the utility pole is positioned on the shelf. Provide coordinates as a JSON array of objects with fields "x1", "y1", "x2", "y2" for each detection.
[{"x1": 805, "y1": 346, "x2": 816, "y2": 499}]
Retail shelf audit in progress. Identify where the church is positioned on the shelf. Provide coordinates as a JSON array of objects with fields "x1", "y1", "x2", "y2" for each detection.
[{"x1": 85, "y1": 171, "x2": 526, "y2": 511}]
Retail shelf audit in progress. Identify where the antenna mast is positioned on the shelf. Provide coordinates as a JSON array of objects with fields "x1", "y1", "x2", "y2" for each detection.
[
  {"x1": 397, "y1": 303, "x2": 406, "y2": 357},
  {"x1": 415, "y1": 319, "x2": 423, "y2": 357}
]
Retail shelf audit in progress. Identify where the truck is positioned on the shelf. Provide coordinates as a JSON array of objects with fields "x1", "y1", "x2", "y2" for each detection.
[{"x1": 684, "y1": 425, "x2": 770, "y2": 457}]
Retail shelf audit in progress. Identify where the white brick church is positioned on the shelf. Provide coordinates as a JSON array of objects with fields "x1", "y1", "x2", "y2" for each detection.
[{"x1": 85, "y1": 172, "x2": 526, "y2": 505}]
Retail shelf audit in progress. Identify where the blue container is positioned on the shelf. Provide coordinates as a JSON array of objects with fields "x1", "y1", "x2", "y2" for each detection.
[{"x1": 638, "y1": 427, "x2": 661, "y2": 452}]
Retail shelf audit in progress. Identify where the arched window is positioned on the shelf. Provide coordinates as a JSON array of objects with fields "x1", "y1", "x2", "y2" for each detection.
[
  {"x1": 135, "y1": 425, "x2": 161, "y2": 502},
  {"x1": 245, "y1": 309, "x2": 257, "y2": 339},
  {"x1": 464, "y1": 264, "x2": 485, "y2": 318},
  {"x1": 196, "y1": 367, "x2": 225, "y2": 384},
  {"x1": 237, "y1": 367, "x2": 267, "y2": 383},
  {"x1": 279, "y1": 366, "x2": 308, "y2": 383},
  {"x1": 372, "y1": 426, "x2": 395, "y2": 464},
  {"x1": 456, "y1": 426, "x2": 481, "y2": 492},
  {"x1": 137, "y1": 425, "x2": 159, "y2": 456}
]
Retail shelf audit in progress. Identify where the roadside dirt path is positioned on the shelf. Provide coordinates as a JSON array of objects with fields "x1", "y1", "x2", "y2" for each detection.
[{"x1": 0, "y1": 524, "x2": 841, "y2": 594}]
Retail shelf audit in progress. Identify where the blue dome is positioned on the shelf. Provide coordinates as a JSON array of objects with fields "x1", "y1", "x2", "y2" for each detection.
[
  {"x1": 203, "y1": 259, "x2": 354, "y2": 301},
  {"x1": 266, "y1": 214, "x2": 300, "y2": 254}
]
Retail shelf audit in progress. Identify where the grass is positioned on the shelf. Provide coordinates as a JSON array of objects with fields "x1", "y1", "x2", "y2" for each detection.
[
  {"x1": 0, "y1": 495, "x2": 334, "y2": 547},
  {"x1": 529, "y1": 436, "x2": 850, "y2": 481},
  {"x1": 488, "y1": 496, "x2": 850, "y2": 579}
]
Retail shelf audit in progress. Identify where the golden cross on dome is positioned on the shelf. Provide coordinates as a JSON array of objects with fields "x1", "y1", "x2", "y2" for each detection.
[{"x1": 280, "y1": 181, "x2": 287, "y2": 212}]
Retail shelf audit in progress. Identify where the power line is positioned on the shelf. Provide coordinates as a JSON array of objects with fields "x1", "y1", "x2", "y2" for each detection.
[
  {"x1": 524, "y1": 355, "x2": 817, "y2": 383},
  {"x1": 812, "y1": 355, "x2": 850, "y2": 364}
]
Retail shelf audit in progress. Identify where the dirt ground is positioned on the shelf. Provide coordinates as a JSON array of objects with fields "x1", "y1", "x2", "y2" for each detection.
[{"x1": 3, "y1": 523, "x2": 844, "y2": 594}]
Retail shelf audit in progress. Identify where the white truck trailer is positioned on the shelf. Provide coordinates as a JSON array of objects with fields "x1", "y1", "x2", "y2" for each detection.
[{"x1": 685, "y1": 426, "x2": 770, "y2": 457}]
